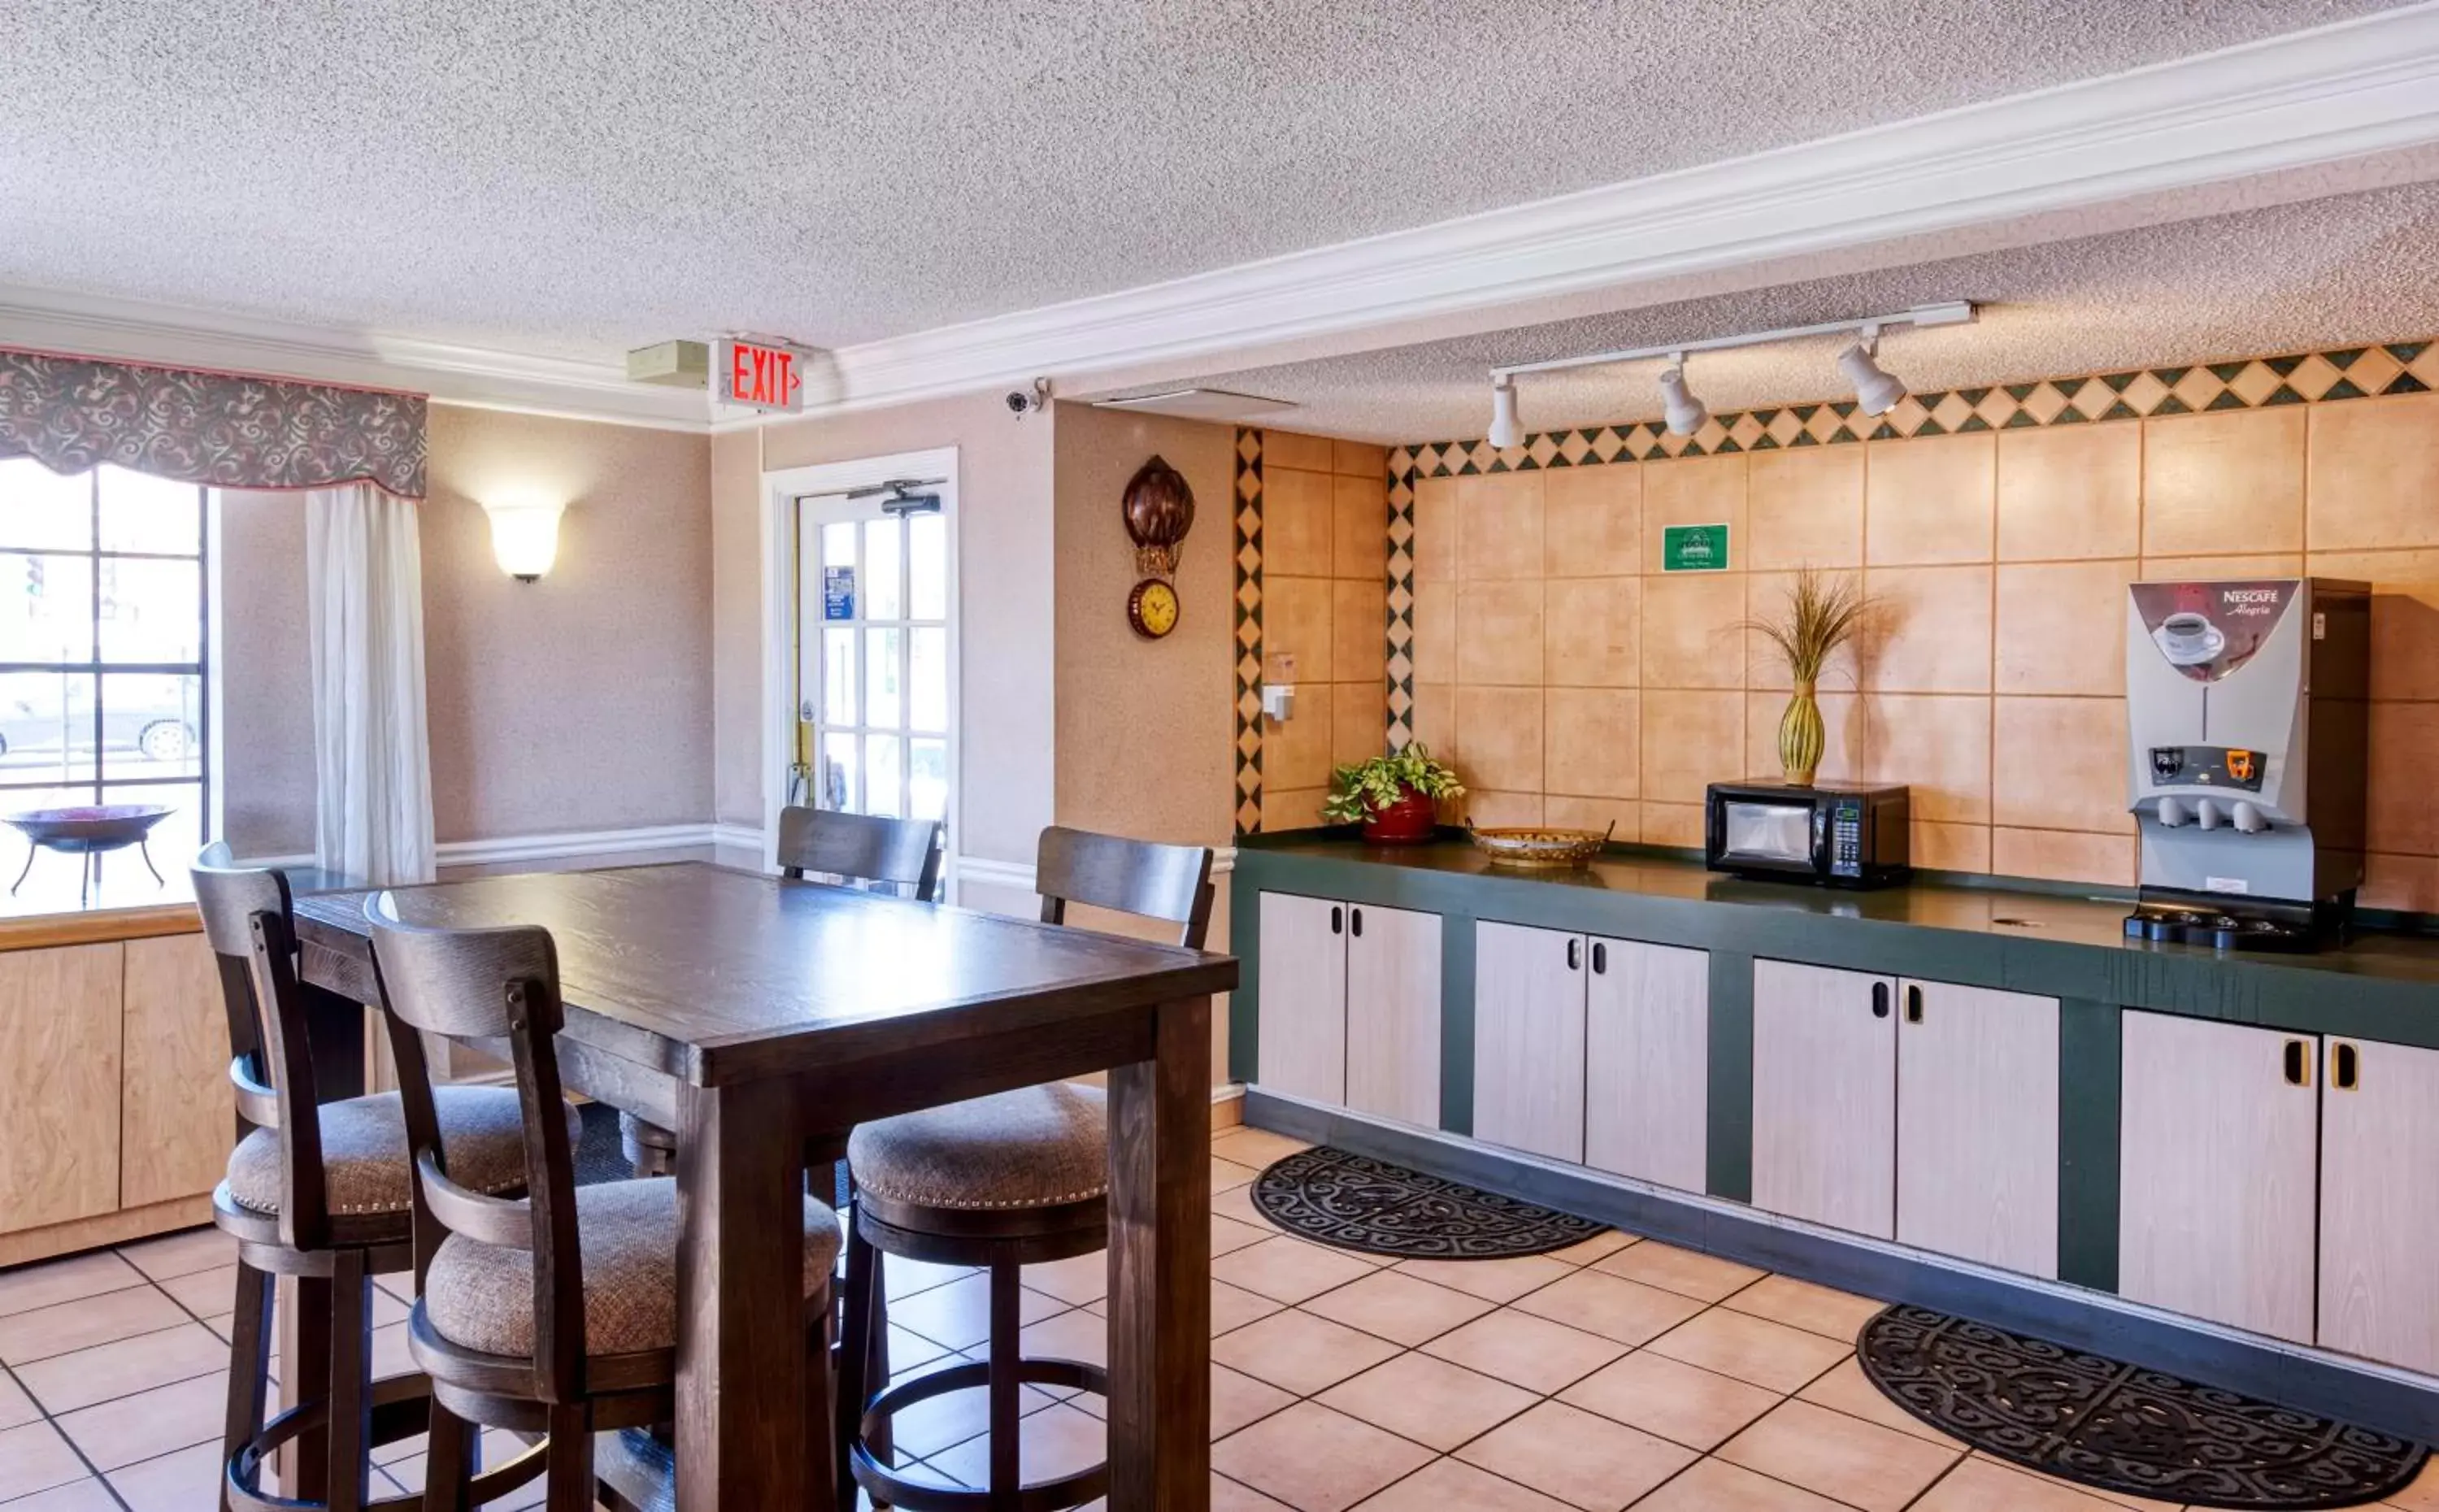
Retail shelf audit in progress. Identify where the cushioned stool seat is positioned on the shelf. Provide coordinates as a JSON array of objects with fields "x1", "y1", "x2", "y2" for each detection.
[
  {"x1": 424, "y1": 1179, "x2": 843, "y2": 1357},
  {"x1": 848, "y1": 1082, "x2": 1107, "y2": 1214},
  {"x1": 225, "y1": 1085, "x2": 580, "y2": 1217}
]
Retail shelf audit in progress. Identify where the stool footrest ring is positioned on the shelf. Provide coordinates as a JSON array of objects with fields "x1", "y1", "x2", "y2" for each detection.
[
  {"x1": 225, "y1": 1386, "x2": 432, "y2": 1512},
  {"x1": 850, "y1": 1356, "x2": 1111, "y2": 1512}
]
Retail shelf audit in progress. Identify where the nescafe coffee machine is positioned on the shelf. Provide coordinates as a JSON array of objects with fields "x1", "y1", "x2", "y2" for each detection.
[{"x1": 2123, "y1": 577, "x2": 2370, "y2": 950}]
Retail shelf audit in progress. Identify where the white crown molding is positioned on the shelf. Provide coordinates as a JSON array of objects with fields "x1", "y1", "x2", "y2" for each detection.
[
  {"x1": 740, "y1": 2, "x2": 2439, "y2": 423},
  {"x1": 0, "y1": 285, "x2": 711, "y2": 432}
]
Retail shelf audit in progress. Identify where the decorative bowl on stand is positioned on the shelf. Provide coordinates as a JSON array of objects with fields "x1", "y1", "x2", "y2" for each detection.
[
  {"x1": 1467, "y1": 822, "x2": 1615, "y2": 871},
  {"x1": 3, "y1": 804, "x2": 177, "y2": 907}
]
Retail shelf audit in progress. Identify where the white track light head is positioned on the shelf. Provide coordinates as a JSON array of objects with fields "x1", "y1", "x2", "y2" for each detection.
[
  {"x1": 1488, "y1": 377, "x2": 1521, "y2": 450},
  {"x1": 1839, "y1": 337, "x2": 1907, "y2": 416},
  {"x1": 1658, "y1": 361, "x2": 1707, "y2": 437}
]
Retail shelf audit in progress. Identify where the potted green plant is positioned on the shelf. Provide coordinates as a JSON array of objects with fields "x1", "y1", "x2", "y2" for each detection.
[
  {"x1": 1743, "y1": 567, "x2": 1876, "y2": 787},
  {"x1": 1322, "y1": 742, "x2": 1465, "y2": 845}
]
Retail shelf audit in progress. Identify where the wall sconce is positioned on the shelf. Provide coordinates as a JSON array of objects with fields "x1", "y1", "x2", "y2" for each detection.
[{"x1": 480, "y1": 498, "x2": 565, "y2": 582}]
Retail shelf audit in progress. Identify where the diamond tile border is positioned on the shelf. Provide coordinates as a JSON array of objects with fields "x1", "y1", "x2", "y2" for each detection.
[
  {"x1": 1380, "y1": 337, "x2": 2438, "y2": 746},
  {"x1": 1234, "y1": 427, "x2": 1265, "y2": 836}
]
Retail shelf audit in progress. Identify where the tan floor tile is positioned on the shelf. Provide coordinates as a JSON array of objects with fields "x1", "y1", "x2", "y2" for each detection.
[
  {"x1": 1015, "y1": 1309, "x2": 1106, "y2": 1371},
  {"x1": 1644, "y1": 1310, "x2": 1849, "y2": 1394},
  {"x1": 1210, "y1": 1308, "x2": 1402, "y2": 1396},
  {"x1": 54, "y1": 1368, "x2": 228, "y2": 1471},
  {"x1": 928, "y1": 1401, "x2": 1105, "y2": 1488},
  {"x1": 1211, "y1": 1362, "x2": 1297, "y2": 1440},
  {"x1": 1545, "y1": 1231, "x2": 1637, "y2": 1267},
  {"x1": 0, "y1": 1371, "x2": 35, "y2": 1431},
  {"x1": 1352, "y1": 1456, "x2": 1573, "y2": 1511},
  {"x1": 14, "y1": 1322, "x2": 229, "y2": 1414},
  {"x1": 1211, "y1": 1280, "x2": 1286, "y2": 1336},
  {"x1": 1319, "y1": 1351, "x2": 1540, "y2": 1452},
  {"x1": 0, "y1": 1475, "x2": 121, "y2": 1510},
  {"x1": 103, "y1": 1439, "x2": 224, "y2": 1512},
  {"x1": 1720, "y1": 1275, "x2": 1885, "y2": 1342},
  {"x1": 1212, "y1": 1183, "x2": 1276, "y2": 1231},
  {"x1": 155, "y1": 1264, "x2": 239, "y2": 1319},
  {"x1": 881, "y1": 1255, "x2": 977, "y2": 1301},
  {"x1": 1591, "y1": 1242, "x2": 1763, "y2": 1303},
  {"x1": 1964, "y1": 1453, "x2": 2183, "y2": 1511},
  {"x1": 0, "y1": 1253, "x2": 146, "y2": 1320},
  {"x1": 889, "y1": 1322, "x2": 958, "y2": 1372},
  {"x1": 1213, "y1": 1401, "x2": 1435, "y2": 1512},
  {"x1": 1457, "y1": 1400, "x2": 1696, "y2": 1511},
  {"x1": 1391, "y1": 1253, "x2": 1572, "y2": 1304},
  {"x1": 1717, "y1": 1397, "x2": 1961, "y2": 1511},
  {"x1": 1213, "y1": 1237, "x2": 1380, "y2": 1306},
  {"x1": 1912, "y1": 1455, "x2": 2134, "y2": 1510},
  {"x1": 1301, "y1": 1269, "x2": 1495, "y2": 1346},
  {"x1": 1211, "y1": 1214, "x2": 1273, "y2": 1258},
  {"x1": 880, "y1": 1370, "x2": 1067, "y2": 1460},
  {"x1": 1510, "y1": 1270, "x2": 1706, "y2": 1347},
  {"x1": 1213, "y1": 1469, "x2": 1297, "y2": 1510},
  {"x1": 1214, "y1": 1156, "x2": 1263, "y2": 1192},
  {"x1": 1793, "y1": 1357, "x2": 1956, "y2": 1445},
  {"x1": 1022, "y1": 1251, "x2": 1110, "y2": 1306},
  {"x1": 1628, "y1": 1455, "x2": 1850, "y2": 1510},
  {"x1": 1419, "y1": 1310, "x2": 1628, "y2": 1395},
  {"x1": 1212, "y1": 1127, "x2": 1312, "y2": 1167},
  {"x1": 0, "y1": 1421, "x2": 88, "y2": 1502},
  {"x1": 1557, "y1": 1349, "x2": 1781, "y2": 1451},
  {"x1": 0, "y1": 1285, "x2": 188, "y2": 1366},
  {"x1": 887, "y1": 1272, "x2": 1068, "y2": 1352},
  {"x1": 115, "y1": 1228, "x2": 235, "y2": 1282},
  {"x1": 2391, "y1": 1455, "x2": 2439, "y2": 1511}
]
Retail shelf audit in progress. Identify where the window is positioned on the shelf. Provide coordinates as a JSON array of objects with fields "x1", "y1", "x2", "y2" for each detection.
[
  {"x1": 798, "y1": 496, "x2": 950, "y2": 827},
  {"x1": 0, "y1": 460, "x2": 210, "y2": 913}
]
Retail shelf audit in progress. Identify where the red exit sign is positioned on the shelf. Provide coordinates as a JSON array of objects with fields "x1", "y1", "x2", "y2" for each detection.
[{"x1": 717, "y1": 337, "x2": 806, "y2": 413}]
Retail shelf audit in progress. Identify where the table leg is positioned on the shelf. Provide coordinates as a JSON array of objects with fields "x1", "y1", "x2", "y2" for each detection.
[
  {"x1": 676, "y1": 1078, "x2": 816, "y2": 1509},
  {"x1": 1106, "y1": 996, "x2": 1213, "y2": 1510}
]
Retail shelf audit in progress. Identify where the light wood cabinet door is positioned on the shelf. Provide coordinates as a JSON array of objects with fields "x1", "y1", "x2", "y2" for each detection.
[
  {"x1": 2319, "y1": 1036, "x2": 2439, "y2": 1375},
  {"x1": 121, "y1": 933, "x2": 235, "y2": 1210},
  {"x1": 0, "y1": 943, "x2": 125, "y2": 1235},
  {"x1": 1584, "y1": 939, "x2": 1708, "y2": 1193},
  {"x1": 1473, "y1": 922, "x2": 1587, "y2": 1162},
  {"x1": 1751, "y1": 958, "x2": 1896, "y2": 1238},
  {"x1": 1257, "y1": 892, "x2": 1347, "y2": 1106},
  {"x1": 2119, "y1": 1011, "x2": 2317, "y2": 1345},
  {"x1": 1344, "y1": 903, "x2": 1442, "y2": 1129},
  {"x1": 1895, "y1": 980, "x2": 2059, "y2": 1277}
]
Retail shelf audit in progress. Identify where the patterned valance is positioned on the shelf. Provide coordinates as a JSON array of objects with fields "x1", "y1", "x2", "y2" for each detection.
[{"x1": 0, "y1": 347, "x2": 426, "y2": 498}]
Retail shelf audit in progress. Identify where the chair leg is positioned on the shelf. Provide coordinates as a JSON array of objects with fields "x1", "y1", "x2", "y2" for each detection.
[
  {"x1": 987, "y1": 1260, "x2": 1022, "y2": 1498},
  {"x1": 544, "y1": 1404, "x2": 593, "y2": 1512},
  {"x1": 864, "y1": 1246, "x2": 892, "y2": 1468},
  {"x1": 220, "y1": 1258, "x2": 275, "y2": 1512},
  {"x1": 420, "y1": 1402, "x2": 476, "y2": 1512},
  {"x1": 324, "y1": 1252, "x2": 372, "y2": 1512},
  {"x1": 806, "y1": 1292, "x2": 837, "y2": 1512},
  {"x1": 834, "y1": 1220, "x2": 874, "y2": 1511},
  {"x1": 290, "y1": 1275, "x2": 333, "y2": 1502}
]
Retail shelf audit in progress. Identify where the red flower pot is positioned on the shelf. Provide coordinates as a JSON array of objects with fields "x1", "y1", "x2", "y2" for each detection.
[{"x1": 1361, "y1": 788, "x2": 1439, "y2": 845}]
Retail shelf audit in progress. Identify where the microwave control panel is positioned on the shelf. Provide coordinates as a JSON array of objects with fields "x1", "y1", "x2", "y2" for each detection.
[{"x1": 1828, "y1": 797, "x2": 1864, "y2": 879}]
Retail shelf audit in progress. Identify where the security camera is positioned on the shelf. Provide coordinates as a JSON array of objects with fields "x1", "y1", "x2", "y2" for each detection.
[
  {"x1": 1006, "y1": 390, "x2": 1033, "y2": 414},
  {"x1": 1006, "y1": 377, "x2": 1051, "y2": 417}
]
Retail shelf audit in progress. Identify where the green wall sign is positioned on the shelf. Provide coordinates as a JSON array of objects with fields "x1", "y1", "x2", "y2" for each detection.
[{"x1": 1662, "y1": 522, "x2": 1731, "y2": 572}]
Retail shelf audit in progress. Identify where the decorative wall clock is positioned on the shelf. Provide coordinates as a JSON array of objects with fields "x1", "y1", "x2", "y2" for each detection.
[{"x1": 1122, "y1": 454, "x2": 1195, "y2": 640}]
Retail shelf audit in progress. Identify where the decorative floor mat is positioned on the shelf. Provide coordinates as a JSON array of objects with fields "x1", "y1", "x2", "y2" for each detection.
[
  {"x1": 1250, "y1": 1146, "x2": 1603, "y2": 1260},
  {"x1": 1859, "y1": 1306, "x2": 2428, "y2": 1510}
]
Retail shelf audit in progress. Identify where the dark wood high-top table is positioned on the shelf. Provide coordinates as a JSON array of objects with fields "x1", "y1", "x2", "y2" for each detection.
[{"x1": 292, "y1": 861, "x2": 1235, "y2": 1510}]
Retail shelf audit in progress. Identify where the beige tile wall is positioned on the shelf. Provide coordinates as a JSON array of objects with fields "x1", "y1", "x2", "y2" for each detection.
[
  {"x1": 1259, "y1": 432, "x2": 1393, "y2": 829},
  {"x1": 1407, "y1": 393, "x2": 2439, "y2": 904}
]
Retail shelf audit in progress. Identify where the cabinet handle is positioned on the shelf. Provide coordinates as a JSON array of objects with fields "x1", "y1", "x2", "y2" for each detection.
[
  {"x1": 2333, "y1": 1041, "x2": 2359, "y2": 1092},
  {"x1": 1591, "y1": 941, "x2": 1607, "y2": 975},
  {"x1": 1905, "y1": 984, "x2": 1923, "y2": 1023},
  {"x1": 1872, "y1": 982, "x2": 1889, "y2": 1019},
  {"x1": 2284, "y1": 1038, "x2": 2312, "y2": 1088},
  {"x1": 1330, "y1": 906, "x2": 1342, "y2": 936},
  {"x1": 1566, "y1": 938, "x2": 1581, "y2": 971},
  {"x1": 1350, "y1": 907, "x2": 1363, "y2": 937}
]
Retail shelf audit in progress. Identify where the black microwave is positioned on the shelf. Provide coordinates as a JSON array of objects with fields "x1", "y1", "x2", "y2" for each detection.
[{"x1": 1704, "y1": 780, "x2": 1911, "y2": 889}]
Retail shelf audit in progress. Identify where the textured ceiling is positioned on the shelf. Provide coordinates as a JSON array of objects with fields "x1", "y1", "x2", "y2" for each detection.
[
  {"x1": 0, "y1": 0, "x2": 2413, "y2": 358},
  {"x1": 1167, "y1": 182, "x2": 2439, "y2": 443}
]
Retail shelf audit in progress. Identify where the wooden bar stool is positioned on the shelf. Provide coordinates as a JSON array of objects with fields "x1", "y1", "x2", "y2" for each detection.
[
  {"x1": 835, "y1": 826, "x2": 1213, "y2": 1512},
  {"x1": 620, "y1": 805, "x2": 943, "y2": 1176},
  {"x1": 194, "y1": 844, "x2": 560, "y2": 1512},
  {"x1": 363, "y1": 894, "x2": 846, "y2": 1512}
]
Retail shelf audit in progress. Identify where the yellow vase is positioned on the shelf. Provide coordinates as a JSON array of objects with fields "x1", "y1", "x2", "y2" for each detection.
[{"x1": 1779, "y1": 680, "x2": 1824, "y2": 787}]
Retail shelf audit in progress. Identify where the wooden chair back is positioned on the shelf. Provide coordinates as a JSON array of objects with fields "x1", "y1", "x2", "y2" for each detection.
[
  {"x1": 1033, "y1": 826, "x2": 1216, "y2": 949},
  {"x1": 364, "y1": 895, "x2": 585, "y2": 1397},
  {"x1": 193, "y1": 842, "x2": 331, "y2": 1249},
  {"x1": 776, "y1": 805, "x2": 944, "y2": 901}
]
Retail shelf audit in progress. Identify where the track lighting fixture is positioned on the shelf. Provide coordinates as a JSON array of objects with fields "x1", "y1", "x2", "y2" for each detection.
[
  {"x1": 1482, "y1": 301, "x2": 1972, "y2": 443},
  {"x1": 1658, "y1": 354, "x2": 1708, "y2": 437},
  {"x1": 1487, "y1": 376, "x2": 1521, "y2": 450},
  {"x1": 1838, "y1": 325, "x2": 1907, "y2": 415}
]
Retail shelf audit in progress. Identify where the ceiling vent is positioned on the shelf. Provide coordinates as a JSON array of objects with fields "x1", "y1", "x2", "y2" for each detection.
[{"x1": 1092, "y1": 388, "x2": 1299, "y2": 421}]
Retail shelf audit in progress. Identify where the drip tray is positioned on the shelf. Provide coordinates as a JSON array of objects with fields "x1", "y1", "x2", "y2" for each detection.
[{"x1": 2124, "y1": 906, "x2": 2322, "y2": 953}]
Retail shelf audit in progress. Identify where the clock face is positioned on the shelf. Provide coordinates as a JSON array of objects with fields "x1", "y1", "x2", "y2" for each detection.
[{"x1": 1128, "y1": 578, "x2": 1180, "y2": 639}]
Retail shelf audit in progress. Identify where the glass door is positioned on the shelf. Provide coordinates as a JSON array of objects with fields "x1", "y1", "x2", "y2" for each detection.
[{"x1": 797, "y1": 495, "x2": 950, "y2": 829}]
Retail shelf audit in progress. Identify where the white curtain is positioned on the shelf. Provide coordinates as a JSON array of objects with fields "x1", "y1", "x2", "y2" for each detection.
[{"x1": 306, "y1": 483, "x2": 435, "y2": 887}]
